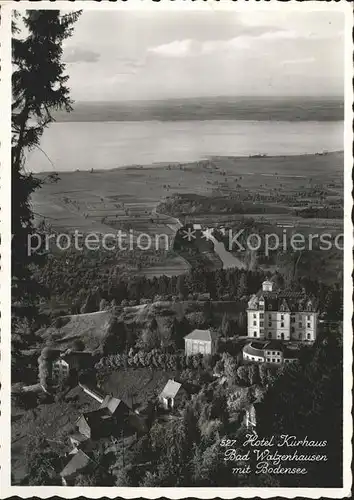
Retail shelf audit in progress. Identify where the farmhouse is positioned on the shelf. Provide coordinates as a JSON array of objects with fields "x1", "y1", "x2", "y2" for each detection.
[
  {"x1": 159, "y1": 379, "x2": 187, "y2": 410},
  {"x1": 247, "y1": 279, "x2": 318, "y2": 341},
  {"x1": 184, "y1": 329, "x2": 218, "y2": 356}
]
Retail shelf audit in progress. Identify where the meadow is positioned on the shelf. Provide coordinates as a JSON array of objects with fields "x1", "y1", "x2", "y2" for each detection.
[{"x1": 32, "y1": 151, "x2": 343, "y2": 277}]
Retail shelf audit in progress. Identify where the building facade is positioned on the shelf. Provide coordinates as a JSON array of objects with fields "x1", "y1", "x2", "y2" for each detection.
[
  {"x1": 243, "y1": 340, "x2": 298, "y2": 365},
  {"x1": 184, "y1": 329, "x2": 218, "y2": 356},
  {"x1": 247, "y1": 280, "x2": 318, "y2": 342}
]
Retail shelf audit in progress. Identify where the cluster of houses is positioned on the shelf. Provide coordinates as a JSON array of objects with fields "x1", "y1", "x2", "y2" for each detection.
[{"x1": 59, "y1": 378, "x2": 187, "y2": 485}]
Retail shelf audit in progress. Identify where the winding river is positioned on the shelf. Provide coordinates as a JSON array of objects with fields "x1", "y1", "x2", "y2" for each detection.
[{"x1": 203, "y1": 231, "x2": 246, "y2": 270}]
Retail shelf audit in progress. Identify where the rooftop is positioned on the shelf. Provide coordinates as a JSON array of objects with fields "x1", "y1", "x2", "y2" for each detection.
[
  {"x1": 184, "y1": 329, "x2": 217, "y2": 342},
  {"x1": 159, "y1": 379, "x2": 182, "y2": 399},
  {"x1": 60, "y1": 449, "x2": 92, "y2": 478},
  {"x1": 243, "y1": 342, "x2": 265, "y2": 357},
  {"x1": 99, "y1": 395, "x2": 127, "y2": 415},
  {"x1": 264, "y1": 340, "x2": 284, "y2": 352}
]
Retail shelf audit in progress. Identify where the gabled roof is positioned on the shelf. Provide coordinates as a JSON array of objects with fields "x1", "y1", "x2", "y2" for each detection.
[
  {"x1": 184, "y1": 329, "x2": 217, "y2": 342},
  {"x1": 60, "y1": 449, "x2": 92, "y2": 478},
  {"x1": 99, "y1": 395, "x2": 127, "y2": 415},
  {"x1": 79, "y1": 408, "x2": 112, "y2": 428},
  {"x1": 159, "y1": 379, "x2": 182, "y2": 399}
]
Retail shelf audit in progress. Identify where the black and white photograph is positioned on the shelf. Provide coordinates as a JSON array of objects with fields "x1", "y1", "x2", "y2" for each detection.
[{"x1": 1, "y1": 1, "x2": 352, "y2": 496}]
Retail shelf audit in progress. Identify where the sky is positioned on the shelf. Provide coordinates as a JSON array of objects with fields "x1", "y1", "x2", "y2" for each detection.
[{"x1": 61, "y1": 10, "x2": 345, "y2": 102}]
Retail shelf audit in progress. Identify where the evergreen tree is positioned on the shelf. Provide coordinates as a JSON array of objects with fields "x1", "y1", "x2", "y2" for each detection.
[{"x1": 12, "y1": 10, "x2": 81, "y2": 318}]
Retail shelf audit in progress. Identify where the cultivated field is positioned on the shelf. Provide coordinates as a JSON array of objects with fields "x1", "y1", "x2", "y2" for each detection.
[
  {"x1": 32, "y1": 152, "x2": 343, "y2": 276},
  {"x1": 33, "y1": 151, "x2": 343, "y2": 233}
]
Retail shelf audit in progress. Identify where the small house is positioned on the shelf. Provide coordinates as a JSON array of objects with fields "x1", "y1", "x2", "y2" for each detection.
[
  {"x1": 60, "y1": 449, "x2": 93, "y2": 486},
  {"x1": 184, "y1": 329, "x2": 218, "y2": 356},
  {"x1": 50, "y1": 350, "x2": 94, "y2": 386},
  {"x1": 159, "y1": 379, "x2": 186, "y2": 410},
  {"x1": 75, "y1": 396, "x2": 131, "y2": 440},
  {"x1": 99, "y1": 395, "x2": 130, "y2": 420}
]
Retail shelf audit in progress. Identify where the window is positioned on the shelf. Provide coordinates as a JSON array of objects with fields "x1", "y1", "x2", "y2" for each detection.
[
  {"x1": 307, "y1": 322, "x2": 311, "y2": 328},
  {"x1": 260, "y1": 313, "x2": 264, "y2": 319},
  {"x1": 268, "y1": 305, "x2": 272, "y2": 310},
  {"x1": 254, "y1": 332, "x2": 257, "y2": 337},
  {"x1": 253, "y1": 321, "x2": 257, "y2": 326},
  {"x1": 281, "y1": 322, "x2": 284, "y2": 328},
  {"x1": 260, "y1": 321, "x2": 264, "y2": 327},
  {"x1": 307, "y1": 315, "x2": 311, "y2": 320},
  {"x1": 291, "y1": 316, "x2": 295, "y2": 323},
  {"x1": 307, "y1": 333, "x2": 311, "y2": 340},
  {"x1": 299, "y1": 322, "x2": 302, "y2": 328},
  {"x1": 253, "y1": 313, "x2": 256, "y2": 318},
  {"x1": 291, "y1": 327, "x2": 295, "y2": 334},
  {"x1": 281, "y1": 314, "x2": 284, "y2": 320}
]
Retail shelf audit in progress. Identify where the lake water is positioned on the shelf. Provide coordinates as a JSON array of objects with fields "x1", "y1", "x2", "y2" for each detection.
[{"x1": 26, "y1": 120, "x2": 343, "y2": 173}]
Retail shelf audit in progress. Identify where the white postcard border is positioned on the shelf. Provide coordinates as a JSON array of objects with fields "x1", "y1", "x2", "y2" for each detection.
[{"x1": 0, "y1": 1, "x2": 352, "y2": 498}]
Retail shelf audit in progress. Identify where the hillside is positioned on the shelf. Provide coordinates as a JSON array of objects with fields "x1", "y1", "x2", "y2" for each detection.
[
  {"x1": 39, "y1": 310, "x2": 114, "y2": 350},
  {"x1": 37, "y1": 300, "x2": 247, "y2": 351}
]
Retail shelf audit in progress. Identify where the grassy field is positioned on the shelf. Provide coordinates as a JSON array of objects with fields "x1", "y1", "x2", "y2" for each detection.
[
  {"x1": 38, "y1": 310, "x2": 113, "y2": 350},
  {"x1": 101, "y1": 367, "x2": 176, "y2": 409},
  {"x1": 32, "y1": 152, "x2": 343, "y2": 277},
  {"x1": 33, "y1": 152, "x2": 343, "y2": 233}
]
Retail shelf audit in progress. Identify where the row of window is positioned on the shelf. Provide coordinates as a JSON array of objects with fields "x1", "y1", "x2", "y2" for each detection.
[
  {"x1": 252, "y1": 332, "x2": 312, "y2": 340},
  {"x1": 254, "y1": 322, "x2": 311, "y2": 329},
  {"x1": 253, "y1": 313, "x2": 312, "y2": 321}
]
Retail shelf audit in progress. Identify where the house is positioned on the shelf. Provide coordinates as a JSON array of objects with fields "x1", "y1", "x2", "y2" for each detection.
[
  {"x1": 76, "y1": 409, "x2": 113, "y2": 440},
  {"x1": 60, "y1": 449, "x2": 93, "y2": 486},
  {"x1": 247, "y1": 279, "x2": 318, "y2": 341},
  {"x1": 99, "y1": 395, "x2": 130, "y2": 420},
  {"x1": 74, "y1": 395, "x2": 131, "y2": 440},
  {"x1": 158, "y1": 379, "x2": 187, "y2": 410},
  {"x1": 184, "y1": 329, "x2": 218, "y2": 356},
  {"x1": 242, "y1": 340, "x2": 298, "y2": 365},
  {"x1": 50, "y1": 350, "x2": 94, "y2": 386}
]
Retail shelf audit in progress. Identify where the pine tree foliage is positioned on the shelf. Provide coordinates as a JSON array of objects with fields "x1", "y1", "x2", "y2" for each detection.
[{"x1": 12, "y1": 10, "x2": 81, "y2": 312}]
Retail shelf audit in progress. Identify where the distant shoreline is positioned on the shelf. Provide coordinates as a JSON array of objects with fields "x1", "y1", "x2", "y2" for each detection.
[
  {"x1": 36, "y1": 150, "x2": 344, "y2": 176},
  {"x1": 53, "y1": 96, "x2": 344, "y2": 123}
]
